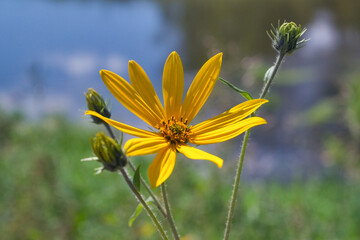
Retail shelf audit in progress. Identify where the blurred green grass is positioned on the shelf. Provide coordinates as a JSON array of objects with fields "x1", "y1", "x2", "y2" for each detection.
[{"x1": 1, "y1": 112, "x2": 359, "y2": 240}]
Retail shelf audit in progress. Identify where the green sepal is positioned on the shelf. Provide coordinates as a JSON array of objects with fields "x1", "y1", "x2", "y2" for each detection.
[
  {"x1": 128, "y1": 197, "x2": 154, "y2": 227},
  {"x1": 219, "y1": 77, "x2": 253, "y2": 100},
  {"x1": 118, "y1": 132, "x2": 124, "y2": 149},
  {"x1": 133, "y1": 164, "x2": 142, "y2": 193}
]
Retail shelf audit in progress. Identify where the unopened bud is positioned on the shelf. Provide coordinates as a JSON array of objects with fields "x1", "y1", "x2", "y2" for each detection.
[
  {"x1": 90, "y1": 132, "x2": 127, "y2": 172},
  {"x1": 85, "y1": 88, "x2": 111, "y2": 124},
  {"x1": 267, "y1": 21, "x2": 307, "y2": 55}
]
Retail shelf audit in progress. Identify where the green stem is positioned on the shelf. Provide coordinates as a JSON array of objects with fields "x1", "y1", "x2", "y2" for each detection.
[
  {"x1": 103, "y1": 122, "x2": 167, "y2": 218},
  {"x1": 223, "y1": 130, "x2": 251, "y2": 240},
  {"x1": 223, "y1": 53, "x2": 285, "y2": 240},
  {"x1": 104, "y1": 122, "x2": 116, "y2": 139},
  {"x1": 104, "y1": 124, "x2": 180, "y2": 239},
  {"x1": 161, "y1": 183, "x2": 180, "y2": 240},
  {"x1": 118, "y1": 168, "x2": 169, "y2": 240},
  {"x1": 127, "y1": 161, "x2": 167, "y2": 218},
  {"x1": 260, "y1": 53, "x2": 285, "y2": 99}
]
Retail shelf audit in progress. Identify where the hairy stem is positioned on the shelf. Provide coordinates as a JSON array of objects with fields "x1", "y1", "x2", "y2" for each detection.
[
  {"x1": 161, "y1": 183, "x2": 180, "y2": 240},
  {"x1": 127, "y1": 161, "x2": 167, "y2": 217},
  {"x1": 103, "y1": 122, "x2": 167, "y2": 218},
  {"x1": 118, "y1": 168, "x2": 169, "y2": 240},
  {"x1": 104, "y1": 122, "x2": 116, "y2": 139},
  {"x1": 223, "y1": 130, "x2": 251, "y2": 240},
  {"x1": 260, "y1": 53, "x2": 285, "y2": 99},
  {"x1": 223, "y1": 52, "x2": 285, "y2": 240}
]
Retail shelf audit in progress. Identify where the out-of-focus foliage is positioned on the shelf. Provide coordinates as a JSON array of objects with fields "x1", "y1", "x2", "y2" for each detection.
[
  {"x1": 159, "y1": 0, "x2": 360, "y2": 67},
  {"x1": 323, "y1": 71, "x2": 360, "y2": 180},
  {"x1": 0, "y1": 111, "x2": 359, "y2": 240},
  {"x1": 299, "y1": 67, "x2": 360, "y2": 180}
]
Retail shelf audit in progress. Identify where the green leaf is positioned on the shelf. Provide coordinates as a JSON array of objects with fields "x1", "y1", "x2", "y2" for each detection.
[
  {"x1": 264, "y1": 66, "x2": 275, "y2": 83},
  {"x1": 128, "y1": 197, "x2": 154, "y2": 227},
  {"x1": 219, "y1": 77, "x2": 253, "y2": 100},
  {"x1": 128, "y1": 203, "x2": 143, "y2": 227},
  {"x1": 133, "y1": 164, "x2": 141, "y2": 193}
]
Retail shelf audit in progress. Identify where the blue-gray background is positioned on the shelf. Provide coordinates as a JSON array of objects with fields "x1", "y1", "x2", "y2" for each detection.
[
  {"x1": 1, "y1": 1, "x2": 360, "y2": 239},
  {"x1": 2, "y1": 0, "x2": 359, "y2": 179}
]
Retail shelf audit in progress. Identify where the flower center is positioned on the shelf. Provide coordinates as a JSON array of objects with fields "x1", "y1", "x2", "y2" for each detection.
[{"x1": 159, "y1": 116, "x2": 191, "y2": 145}]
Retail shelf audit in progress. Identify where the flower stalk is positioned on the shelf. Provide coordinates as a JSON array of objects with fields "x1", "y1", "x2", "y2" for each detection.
[
  {"x1": 85, "y1": 89, "x2": 169, "y2": 238},
  {"x1": 89, "y1": 131, "x2": 168, "y2": 239},
  {"x1": 161, "y1": 183, "x2": 180, "y2": 240},
  {"x1": 103, "y1": 122, "x2": 167, "y2": 218},
  {"x1": 223, "y1": 53, "x2": 285, "y2": 240},
  {"x1": 260, "y1": 53, "x2": 285, "y2": 99},
  {"x1": 118, "y1": 167, "x2": 169, "y2": 240},
  {"x1": 223, "y1": 20, "x2": 306, "y2": 240}
]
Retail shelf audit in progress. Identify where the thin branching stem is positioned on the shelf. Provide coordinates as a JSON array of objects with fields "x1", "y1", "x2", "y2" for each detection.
[
  {"x1": 118, "y1": 168, "x2": 169, "y2": 240},
  {"x1": 260, "y1": 53, "x2": 285, "y2": 99},
  {"x1": 127, "y1": 161, "x2": 167, "y2": 217},
  {"x1": 161, "y1": 183, "x2": 180, "y2": 240},
  {"x1": 103, "y1": 122, "x2": 167, "y2": 217},
  {"x1": 104, "y1": 122, "x2": 116, "y2": 139},
  {"x1": 223, "y1": 52, "x2": 285, "y2": 240},
  {"x1": 104, "y1": 124, "x2": 181, "y2": 239},
  {"x1": 223, "y1": 130, "x2": 251, "y2": 240}
]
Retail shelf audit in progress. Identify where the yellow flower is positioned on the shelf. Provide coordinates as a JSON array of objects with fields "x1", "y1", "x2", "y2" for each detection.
[{"x1": 86, "y1": 52, "x2": 267, "y2": 187}]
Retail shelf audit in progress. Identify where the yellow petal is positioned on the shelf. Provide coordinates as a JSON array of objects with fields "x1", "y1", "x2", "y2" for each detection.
[
  {"x1": 148, "y1": 146, "x2": 176, "y2": 188},
  {"x1": 181, "y1": 53, "x2": 222, "y2": 123},
  {"x1": 190, "y1": 117, "x2": 267, "y2": 145},
  {"x1": 163, "y1": 51, "x2": 184, "y2": 119},
  {"x1": 192, "y1": 99, "x2": 268, "y2": 134},
  {"x1": 100, "y1": 70, "x2": 161, "y2": 128},
  {"x1": 124, "y1": 137, "x2": 168, "y2": 156},
  {"x1": 177, "y1": 144, "x2": 223, "y2": 168},
  {"x1": 85, "y1": 110, "x2": 157, "y2": 138},
  {"x1": 128, "y1": 60, "x2": 165, "y2": 120}
]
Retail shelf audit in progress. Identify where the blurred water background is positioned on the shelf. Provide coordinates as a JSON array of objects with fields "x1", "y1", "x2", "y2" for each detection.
[{"x1": 1, "y1": 0, "x2": 360, "y2": 239}]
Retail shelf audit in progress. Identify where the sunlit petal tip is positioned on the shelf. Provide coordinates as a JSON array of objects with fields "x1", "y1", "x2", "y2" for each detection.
[
  {"x1": 99, "y1": 69, "x2": 117, "y2": 82},
  {"x1": 99, "y1": 69, "x2": 108, "y2": 76},
  {"x1": 211, "y1": 157, "x2": 223, "y2": 168},
  {"x1": 243, "y1": 99, "x2": 269, "y2": 110},
  {"x1": 257, "y1": 99, "x2": 269, "y2": 106},
  {"x1": 85, "y1": 110, "x2": 97, "y2": 116},
  {"x1": 212, "y1": 52, "x2": 223, "y2": 62},
  {"x1": 167, "y1": 51, "x2": 181, "y2": 63},
  {"x1": 99, "y1": 69, "x2": 109, "y2": 76},
  {"x1": 169, "y1": 51, "x2": 179, "y2": 56},
  {"x1": 128, "y1": 60, "x2": 141, "y2": 74},
  {"x1": 128, "y1": 60, "x2": 137, "y2": 67},
  {"x1": 258, "y1": 99, "x2": 269, "y2": 104}
]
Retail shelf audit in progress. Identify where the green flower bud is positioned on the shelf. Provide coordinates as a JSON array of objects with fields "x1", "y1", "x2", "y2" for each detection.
[
  {"x1": 267, "y1": 21, "x2": 307, "y2": 55},
  {"x1": 90, "y1": 132, "x2": 127, "y2": 172},
  {"x1": 85, "y1": 88, "x2": 111, "y2": 124}
]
